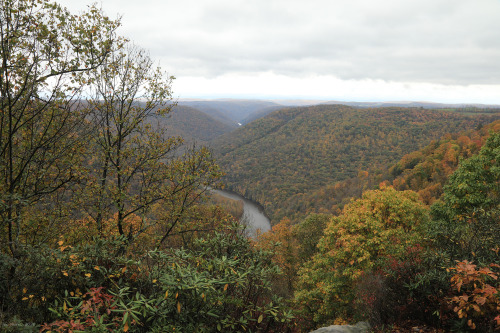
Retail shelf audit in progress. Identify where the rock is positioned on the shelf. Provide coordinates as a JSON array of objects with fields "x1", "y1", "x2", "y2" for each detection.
[{"x1": 309, "y1": 321, "x2": 371, "y2": 333}]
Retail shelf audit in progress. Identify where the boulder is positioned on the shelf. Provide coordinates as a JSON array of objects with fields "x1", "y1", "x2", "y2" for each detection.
[{"x1": 309, "y1": 321, "x2": 370, "y2": 333}]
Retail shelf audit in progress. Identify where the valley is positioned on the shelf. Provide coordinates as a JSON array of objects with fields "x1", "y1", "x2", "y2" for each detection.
[{"x1": 176, "y1": 100, "x2": 499, "y2": 223}]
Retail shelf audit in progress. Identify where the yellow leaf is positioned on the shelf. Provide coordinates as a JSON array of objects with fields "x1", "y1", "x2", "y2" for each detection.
[
  {"x1": 152, "y1": 279, "x2": 157, "y2": 284},
  {"x1": 23, "y1": 287, "x2": 27, "y2": 294},
  {"x1": 58, "y1": 240, "x2": 64, "y2": 246},
  {"x1": 258, "y1": 314, "x2": 263, "y2": 323},
  {"x1": 94, "y1": 266, "x2": 100, "y2": 270},
  {"x1": 177, "y1": 302, "x2": 181, "y2": 313},
  {"x1": 123, "y1": 321, "x2": 129, "y2": 332},
  {"x1": 164, "y1": 291, "x2": 168, "y2": 299},
  {"x1": 224, "y1": 284, "x2": 228, "y2": 291},
  {"x1": 22, "y1": 297, "x2": 28, "y2": 301},
  {"x1": 175, "y1": 292, "x2": 178, "y2": 299},
  {"x1": 85, "y1": 273, "x2": 91, "y2": 277},
  {"x1": 121, "y1": 267, "x2": 127, "y2": 273},
  {"x1": 62, "y1": 271, "x2": 68, "y2": 276}
]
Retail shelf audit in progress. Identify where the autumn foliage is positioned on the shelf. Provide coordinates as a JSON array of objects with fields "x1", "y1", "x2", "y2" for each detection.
[
  {"x1": 294, "y1": 187, "x2": 430, "y2": 327},
  {"x1": 448, "y1": 260, "x2": 500, "y2": 331},
  {"x1": 1, "y1": 0, "x2": 500, "y2": 331},
  {"x1": 0, "y1": 1, "x2": 292, "y2": 332}
]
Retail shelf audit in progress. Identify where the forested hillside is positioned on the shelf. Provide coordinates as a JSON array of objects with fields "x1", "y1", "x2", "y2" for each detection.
[
  {"x1": 162, "y1": 105, "x2": 235, "y2": 143},
  {"x1": 276, "y1": 119, "x2": 500, "y2": 222},
  {"x1": 213, "y1": 104, "x2": 499, "y2": 222}
]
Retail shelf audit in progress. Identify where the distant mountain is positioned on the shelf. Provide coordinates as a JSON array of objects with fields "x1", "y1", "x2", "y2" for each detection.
[
  {"x1": 178, "y1": 99, "x2": 283, "y2": 125},
  {"x1": 212, "y1": 104, "x2": 500, "y2": 223},
  {"x1": 239, "y1": 105, "x2": 285, "y2": 125},
  {"x1": 161, "y1": 105, "x2": 235, "y2": 144},
  {"x1": 321, "y1": 100, "x2": 500, "y2": 110}
]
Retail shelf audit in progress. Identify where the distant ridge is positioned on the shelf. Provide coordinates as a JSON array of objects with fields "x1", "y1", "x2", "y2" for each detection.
[
  {"x1": 321, "y1": 100, "x2": 500, "y2": 109},
  {"x1": 178, "y1": 98, "x2": 500, "y2": 113}
]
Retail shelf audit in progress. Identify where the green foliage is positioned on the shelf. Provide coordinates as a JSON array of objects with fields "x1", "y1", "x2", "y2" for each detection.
[
  {"x1": 139, "y1": 226, "x2": 292, "y2": 332},
  {"x1": 293, "y1": 214, "x2": 330, "y2": 264},
  {"x1": 78, "y1": 43, "x2": 222, "y2": 246},
  {"x1": 271, "y1": 119, "x2": 500, "y2": 225},
  {"x1": 254, "y1": 214, "x2": 329, "y2": 300},
  {"x1": 429, "y1": 131, "x2": 500, "y2": 263},
  {"x1": 2, "y1": 224, "x2": 292, "y2": 332},
  {"x1": 294, "y1": 187, "x2": 430, "y2": 329}
]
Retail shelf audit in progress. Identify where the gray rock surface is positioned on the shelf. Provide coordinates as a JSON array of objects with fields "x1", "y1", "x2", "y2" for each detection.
[{"x1": 309, "y1": 321, "x2": 370, "y2": 333}]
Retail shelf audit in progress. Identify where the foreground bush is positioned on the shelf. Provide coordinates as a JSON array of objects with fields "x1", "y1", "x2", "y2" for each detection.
[{"x1": 1, "y1": 223, "x2": 293, "y2": 332}]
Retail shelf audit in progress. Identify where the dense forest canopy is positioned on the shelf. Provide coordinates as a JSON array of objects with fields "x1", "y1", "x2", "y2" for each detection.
[{"x1": 213, "y1": 104, "x2": 499, "y2": 222}]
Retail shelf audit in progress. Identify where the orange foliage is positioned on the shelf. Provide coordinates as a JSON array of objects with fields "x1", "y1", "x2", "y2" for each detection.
[
  {"x1": 390, "y1": 119, "x2": 500, "y2": 205},
  {"x1": 255, "y1": 218, "x2": 298, "y2": 295},
  {"x1": 449, "y1": 260, "x2": 500, "y2": 331}
]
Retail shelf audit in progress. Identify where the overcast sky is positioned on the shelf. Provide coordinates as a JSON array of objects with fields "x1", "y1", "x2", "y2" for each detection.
[{"x1": 58, "y1": 0, "x2": 500, "y2": 103}]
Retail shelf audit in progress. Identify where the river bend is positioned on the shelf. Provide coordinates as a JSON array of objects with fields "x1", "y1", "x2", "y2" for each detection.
[{"x1": 211, "y1": 189, "x2": 271, "y2": 236}]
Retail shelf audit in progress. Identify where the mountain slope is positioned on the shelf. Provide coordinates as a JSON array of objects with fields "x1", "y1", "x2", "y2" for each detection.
[
  {"x1": 162, "y1": 105, "x2": 235, "y2": 143},
  {"x1": 213, "y1": 104, "x2": 499, "y2": 222},
  {"x1": 277, "y1": 119, "x2": 500, "y2": 222}
]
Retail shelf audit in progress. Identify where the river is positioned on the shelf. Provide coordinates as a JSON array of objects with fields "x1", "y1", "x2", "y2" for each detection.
[{"x1": 211, "y1": 189, "x2": 271, "y2": 237}]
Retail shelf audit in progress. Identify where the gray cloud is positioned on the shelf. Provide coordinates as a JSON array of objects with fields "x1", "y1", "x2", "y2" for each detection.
[{"x1": 59, "y1": 0, "x2": 500, "y2": 85}]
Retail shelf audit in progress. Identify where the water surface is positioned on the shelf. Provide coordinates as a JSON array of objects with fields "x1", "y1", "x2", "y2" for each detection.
[{"x1": 212, "y1": 189, "x2": 271, "y2": 237}]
